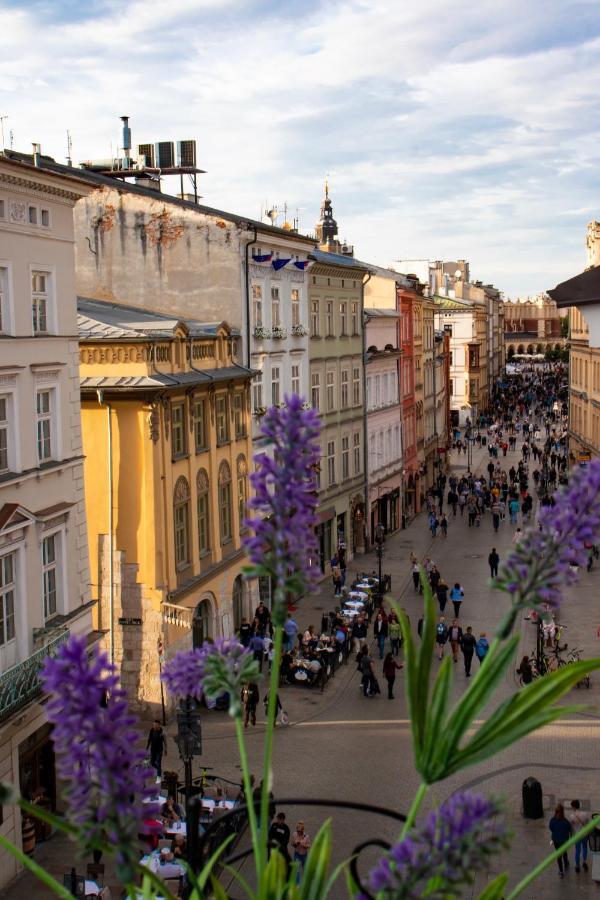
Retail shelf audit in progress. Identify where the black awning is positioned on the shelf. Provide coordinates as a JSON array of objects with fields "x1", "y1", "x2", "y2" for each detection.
[{"x1": 548, "y1": 267, "x2": 600, "y2": 309}]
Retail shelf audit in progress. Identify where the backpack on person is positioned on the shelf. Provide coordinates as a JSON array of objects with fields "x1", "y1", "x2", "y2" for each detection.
[{"x1": 476, "y1": 637, "x2": 490, "y2": 660}]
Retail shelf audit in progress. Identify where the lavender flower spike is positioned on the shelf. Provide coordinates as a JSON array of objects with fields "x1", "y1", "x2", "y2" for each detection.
[
  {"x1": 495, "y1": 459, "x2": 600, "y2": 627},
  {"x1": 162, "y1": 638, "x2": 260, "y2": 717},
  {"x1": 243, "y1": 394, "x2": 320, "y2": 615},
  {"x1": 41, "y1": 636, "x2": 155, "y2": 881},
  {"x1": 368, "y1": 791, "x2": 510, "y2": 899}
]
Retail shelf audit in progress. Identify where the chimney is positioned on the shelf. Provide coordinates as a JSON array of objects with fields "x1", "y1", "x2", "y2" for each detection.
[
  {"x1": 120, "y1": 115, "x2": 131, "y2": 166},
  {"x1": 32, "y1": 143, "x2": 41, "y2": 167}
]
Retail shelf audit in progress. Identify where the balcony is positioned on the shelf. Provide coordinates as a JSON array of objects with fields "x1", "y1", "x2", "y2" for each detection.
[{"x1": 0, "y1": 630, "x2": 69, "y2": 723}]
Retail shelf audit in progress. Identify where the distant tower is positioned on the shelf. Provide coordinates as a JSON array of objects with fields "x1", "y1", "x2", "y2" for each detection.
[{"x1": 315, "y1": 179, "x2": 339, "y2": 248}]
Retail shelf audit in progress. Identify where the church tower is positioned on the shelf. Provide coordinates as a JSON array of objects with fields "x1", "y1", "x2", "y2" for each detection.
[{"x1": 314, "y1": 180, "x2": 354, "y2": 255}]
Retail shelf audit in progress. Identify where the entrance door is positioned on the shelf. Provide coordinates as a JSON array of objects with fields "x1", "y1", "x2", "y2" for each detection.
[{"x1": 192, "y1": 599, "x2": 213, "y2": 648}]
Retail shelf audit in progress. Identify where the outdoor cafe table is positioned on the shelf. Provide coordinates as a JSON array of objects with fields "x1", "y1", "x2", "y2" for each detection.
[
  {"x1": 84, "y1": 882, "x2": 102, "y2": 897},
  {"x1": 141, "y1": 852, "x2": 186, "y2": 879},
  {"x1": 348, "y1": 590, "x2": 368, "y2": 602}
]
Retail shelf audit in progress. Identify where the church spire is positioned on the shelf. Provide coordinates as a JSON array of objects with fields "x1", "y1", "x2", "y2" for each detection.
[{"x1": 315, "y1": 178, "x2": 338, "y2": 247}]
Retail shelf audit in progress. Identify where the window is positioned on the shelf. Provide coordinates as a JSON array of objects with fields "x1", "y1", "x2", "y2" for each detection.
[
  {"x1": 252, "y1": 285, "x2": 263, "y2": 327},
  {"x1": 311, "y1": 300, "x2": 320, "y2": 337},
  {"x1": 0, "y1": 267, "x2": 8, "y2": 334},
  {"x1": 196, "y1": 469, "x2": 210, "y2": 556},
  {"x1": 382, "y1": 374, "x2": 388, "y2": 405},
  {"x1": 342, "y1": 436, "x2": 349, "y2": 480},
  {"x1": 218, "y1": 461, "x2": 232, "y2": 543},
  {"x1": 394, "y1": 425, "x2": 400, "y2": 458},
  {"x1": 291, "y1": 289, "x2": 300, "y2": 326},
  {"x1": 0, "y1": 199, "x2": 4, "y2": 219},
  {"x1": 42, "y1": 534, "x2": 59, "y2": 620},
  {"x1": 171, "y1": 402, "x2": 187, "y2": 457},
  {"x1": 351, "y1": 302, "x2": 358, "y2": 335},
  {"x1": 36, "y1": 389, "x2": 52, "y2": 462},
  {"x1": 374, "y1": 375, "x2": 380, "y2": 408},
  {"x1": 369, "y1": 433, "x2": 376, "y2": 473},
  {"x1": 326, "y1": 371, "x2": 335, "y2": 411},
  {"x1": 271, "y1": 367, "x2": 281, "y2": 406},
  {"x1": 193, "y1": 397, "x2": 207, "y2": 451},
  {"x1": 271, "y1": 287, "x2": 281, "y2": 327},
  {"x1": 0, "y1": 553, "x2": 15, "y2": 646},
  {"x1": 325, "y1": 300, "x2": 334, "y2": 336},
  {"x1": 234, "y1": 392, "x2": 245, "y2": 438},
  {"x1": 378, "y1": 432, "x2": 384, "y2": 467},
  {"x1": 311, "y1": 372, "x2": 320, "y2": 410},
  {"x1": 327, "y1": 440, "x2": 336, "y2": 486},
  {"x1": 0, "y1": 397, "x2": 8, "y2": 473},
  {"x1": 41, "y1": 209, "x2": 50, "y2": 227},
  {"x1": 341, "y1": 369, "x2": 349, "y2": 408},
  {"x1": 253, "y1": 371, "x2": 264, "y2": 411},
  {"x1": 291, "y1": 364, "x2": 300, "y2": 396},
  {"x1": 353, "y1": 433, "x2": 361, "y2": 475},
  {"x1": 353, "y1": 367, "x2": 361, "y2": 405},
  {"x1": 386, "y1": 428, "x2": 392, "y2": 464},
  {"x1": 216, "y1": 396, "x2": 229, "y2": 443},
  {"x1": 32, "y1": 271, "x2": 49, "y2": 334},
  {"x1": 340, "y1": 302, "x2": 347, "y2": 336},
  {"x1": 28, "y1": 206, "x2": 37, "y2": 225},
  {"x1": 174, "y1": 477, "x2": 191, "y2": 568},
  {"x1": 237, "y1": 455, "x2": 248, "y2": 534}
]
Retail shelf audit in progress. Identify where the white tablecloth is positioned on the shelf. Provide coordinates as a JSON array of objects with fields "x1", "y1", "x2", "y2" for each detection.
[
  {"x1": 348, "y1": 591, "x2": 368, "y2": 602},
  {"x1": 141, "y1": 853, "x2": 185, "y2": 879},
  {"x1": 84, "y1": 882, "x2": 101, "y2": 897}
]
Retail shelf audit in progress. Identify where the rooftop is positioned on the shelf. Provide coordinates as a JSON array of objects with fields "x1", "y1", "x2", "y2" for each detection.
[{"x1": 77, "y1": 297, "x2": 239, "y2": 341}]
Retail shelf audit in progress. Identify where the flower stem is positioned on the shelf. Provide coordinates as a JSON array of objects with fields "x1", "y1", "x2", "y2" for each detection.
[
  {"x1": 259, "y1": 605, "x2": 284, "y2": 872},
  {"x1": 400, "y1": 782, "x2": 428, "y2": 837},
  {"x1": 506, "y1": 816, "x2": 600, "y2": 899},
  {"x1": 234, "y1": 714, "x2": 261, "y2": 877}
]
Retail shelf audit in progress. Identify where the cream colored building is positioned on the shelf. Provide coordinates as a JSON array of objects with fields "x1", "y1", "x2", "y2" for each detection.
[
  {"x1": 503, "y1": 294, "x2": 564, "y2": 358},
  {"x1": 0, "y1": 155, "x2": 96, "y2": 889}
]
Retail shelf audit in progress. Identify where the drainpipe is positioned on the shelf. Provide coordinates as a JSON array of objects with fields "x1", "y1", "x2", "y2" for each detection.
[
  {"x1": 96, "y1": 390, "x2": 114, "y2": 664},
  {"x1": 243, "y1": 225, "x2": 258, "y2": 368},
  {"x1": 361, "y1": 270, "x2": 372, "y2": 551}
]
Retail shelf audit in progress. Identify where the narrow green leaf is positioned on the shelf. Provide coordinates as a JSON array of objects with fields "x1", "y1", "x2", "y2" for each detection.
[
  {"x1": 477, "y1": 873, "x2": 509, "y2": 899},
  {"x1": 299, "y1": 819, "x2": 333, "y2": 900},
  {"x1": 434, "y1": 637, "x2": 519, "y2": 772},
  {"x1": 196, "y1": 832, "x2": 236, "y2": 890},
  {"x1": 222, "y1": 863, "x2": 254, "y2": 898},
  {"x1": 397, "y1": 603, "x2": 423, "y2": 762},
  {"x1": 322, "y1": 856, "x2": 353, "y2": 898},
  {"x1": 416, "y1": 576, "x2": 437, "y2": 744},
  {"x1": 0, "y1": 834, "x2": 81, "y2": 899},
  {"x1": 421, "y1": 655, "x2": 454, "y2": 774},
  {"x1": 210, "y1": 873, "x2": 230, "y2": 900}
]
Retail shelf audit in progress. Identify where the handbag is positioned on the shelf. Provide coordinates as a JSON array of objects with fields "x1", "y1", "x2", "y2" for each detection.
[{"x1": 279, "y1": 710, "x2": 289, "y2": 726}]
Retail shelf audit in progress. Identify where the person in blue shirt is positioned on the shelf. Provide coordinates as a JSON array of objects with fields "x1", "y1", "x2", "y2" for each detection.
[
  {"x1": 283, "y1": 614, "x2": 298, "y2": 651},
  {"x1": 549, "y1": 804, "x2": 572, "y2": 876}
]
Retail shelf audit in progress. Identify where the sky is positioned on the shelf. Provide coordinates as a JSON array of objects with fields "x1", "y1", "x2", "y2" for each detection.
[{"x1": 2, "y1": 0, "x2": 600, "y2": 297}]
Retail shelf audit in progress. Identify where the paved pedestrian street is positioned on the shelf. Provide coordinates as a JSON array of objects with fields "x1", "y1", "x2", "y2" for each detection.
[{"x1": 4, "y1": 427, "x2": 599, "y2": 899}]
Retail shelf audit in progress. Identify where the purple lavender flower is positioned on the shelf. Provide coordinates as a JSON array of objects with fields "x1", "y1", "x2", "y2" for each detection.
[
  {"x1": 495, "y1": 459, "x2": 600, "y2": 628},
  {"x1": 368, "y1": 791, "x2": 509, "y2": 898},
  {"x1": 162, "y1": 638, "x2": 259, "y2": 717},
  {"x1": 243, "y1": 394, "x2": 320, "y2": 616},
  {"x1": 41, "y1": 636, "x2": 155, "y2": 881}
]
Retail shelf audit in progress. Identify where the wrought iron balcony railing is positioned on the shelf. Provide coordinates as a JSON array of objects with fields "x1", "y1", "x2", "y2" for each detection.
[{"x1": 0, "y1": 630, "x2": 69, "y2": 723}]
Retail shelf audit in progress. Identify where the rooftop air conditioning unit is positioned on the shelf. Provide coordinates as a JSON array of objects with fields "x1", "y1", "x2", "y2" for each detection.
[
  {"x1": 176, "y1": 140, "x2": 197, "y2": 168},
  {"x1": 137, "y1": 143, "x2": 155, "y2": 167},
  {"x1": 155, "y1": 141, "x2": 175, "y2": 169}
]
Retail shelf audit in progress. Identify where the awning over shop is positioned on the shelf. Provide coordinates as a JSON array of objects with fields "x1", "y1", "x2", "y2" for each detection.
[{"x1": 315, "y1": 506, "x2": 336, "y2": 526}]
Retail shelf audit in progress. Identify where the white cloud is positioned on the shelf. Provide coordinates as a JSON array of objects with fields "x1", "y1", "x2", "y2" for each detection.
[{"x1": 1, "y1": 0, "x2": 599, "y2": 294}]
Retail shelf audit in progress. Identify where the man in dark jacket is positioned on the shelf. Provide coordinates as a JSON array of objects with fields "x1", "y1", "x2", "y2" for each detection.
[
  {"x1": 238, "y1": 617, "x2": 253, "y2": 647},
  {"x1": 460, "y1": 626, "x2": 477, "y2": 677},
  {"x1": 351, "y1": 616, "x2": 368, "y2": 653},
  {"x1": 268, "y1": 812, "x2": 291, "y2": 864},
  {"x1": 488, "y1": 548, "x2": 500, "y2": 578},
  {"x1": 146, "y1": 720, "x2": 167, "y2": 777}
]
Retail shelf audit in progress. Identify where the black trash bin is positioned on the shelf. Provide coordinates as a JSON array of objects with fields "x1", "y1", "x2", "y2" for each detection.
[{"x1": 522, "y1": 777, "x2": 544, "y2": 819}]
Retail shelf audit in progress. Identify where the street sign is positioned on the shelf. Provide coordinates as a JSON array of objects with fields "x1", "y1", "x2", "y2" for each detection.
[
  {"x1": 118, "y1": 617, "x2": 142, "y2": 626},
  {"x1": 578, "y1": 450, "x2": 592, "y2": 463}
]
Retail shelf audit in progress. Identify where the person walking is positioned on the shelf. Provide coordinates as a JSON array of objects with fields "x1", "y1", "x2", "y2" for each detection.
[
  {"x1": 516, "y1": 655, "x2": 533, "y2": 685},
  {"x1": 488, "y1": 548, "x2": 500, "y2": 579},
  {"x1": 429, "y1": 512, "x2": 439, "y2": 537},
  {"x1": 291, "y1": 822, "x2": 311, "y2": 882},
  {"x1": 382, "y1": 652, "x2": 403, "y2": 699},
  {"x1": 351, "y1": 616, "x2": 368, "y2": 654},
  {"x1": 436, "y1": 617, "x2": 449, "y2": 660},
  {"x1": 449, "y1": 583, "x2": 464, "y2": 618},
  {"x1": 436, "y1": 578, "x2": 449, "y2": 614},
  {"x1": 146, "y1": 720, "x2": 167, "y2": 778},
  {"x1": 549, "y1": 804, "x2": 572, "y2": 877},
  {"x1": 440, "y1": 514, "x2": 448, "y2": 538},
  {"x1": 242, "y1": 682, "x2": 260, "y2": 728},
  {"x1": 460, "y1": 626, "x2": 477, "y2": 677},
  {"x1": 569, "y1": 800, "x2": 590, "y2": 873},
  {"x1": 283, "y1": 613, "x2": 298, "y2": 651},
  {"x1": 268, "y1": 812, "x2": 291, "y2": 866},
  {"x1": 249, "y1": 631, "x2": 265, "y2": 672},
  {"x1": 358, "y1": 648, "x2": 375, "y2": 697},
  {"x1": 448, "y1": 620, "x2": 463, "y2": 663},
  {"x1": 388, "y1": 615, "x2": 402, "y2": 656},
  {"x1": 331, "y1": 558, "x2": 342, "y2": 596},
  {"x1": 373, "y1": 613, "x2": 388, "y2": 660},
  {"x1": 412, "y1": 559, "x2": 421, "y2": 592},
  {"x1": 475, "y1": 633, "x2": 490, "y2": 665}
]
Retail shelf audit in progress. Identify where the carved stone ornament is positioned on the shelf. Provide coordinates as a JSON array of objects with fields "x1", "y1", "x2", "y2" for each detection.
[
  {"x1": 149, "y1": 405, "x2": 160, "y2": 443},
  {"x1": 196, "y1": 468, "x2": 209, "y2": 493},
  {"x1": 174, "y1": 475, "x2": 191, "y2": 503},
  {"x1": 218, "y1": 460, "x2": 231, "y2": 486}
]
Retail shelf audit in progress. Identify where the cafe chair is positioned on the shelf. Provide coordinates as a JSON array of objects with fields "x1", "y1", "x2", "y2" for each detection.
[
  {"x1": 163, "y1": 876, "x2": 183, "y2": 897},
  {"x1": 63, "y1": 873, "x2": 86, "y2": 897}
]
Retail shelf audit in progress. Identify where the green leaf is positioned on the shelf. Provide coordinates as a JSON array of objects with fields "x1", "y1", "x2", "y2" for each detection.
[
  {"x1": 257, "y1": 849, "x2": 288, "y2": 900},
  {"x1": 210, "y1": 873, "x2": 230, "y2": 900},
  {"x1": 420, "y1": 655, "x2": 454, "y2": 774},
  {"x1": 477, "y1": 873, "x2": 509, "y2": 900},
  {"x1": 397, "y1": 604, "x2": 422, "y2": 762},
  {"x1": 195, "y1": 832, "x2": 236, "y2": 891},
  {"x1": 299, "y1": 820, "x2": 333, "y2": 900}
]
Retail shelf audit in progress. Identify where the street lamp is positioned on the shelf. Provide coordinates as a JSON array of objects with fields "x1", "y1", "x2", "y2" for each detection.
[
  {"x1": 175, "y1": 696, "x2": 202, "y2": 805},
  {"x1": 374, "y1": 522, "x2": 385, "y2": 597}
]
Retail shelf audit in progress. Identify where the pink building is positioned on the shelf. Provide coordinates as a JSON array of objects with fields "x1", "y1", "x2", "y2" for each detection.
[{"x1": 364, "y1": 309, "x2": 403, "y2": 541}]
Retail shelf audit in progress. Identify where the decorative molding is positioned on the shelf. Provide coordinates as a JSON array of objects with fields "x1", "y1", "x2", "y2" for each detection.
[
  {"x1": 149, "y1": 405, "x2": 160, "y2": 443},
  {"x1": 34, "y1": 369, "x2": 60, "y2": 384},
  {"x1": 0, "y1": 374, "x2": 17, "y2": 386},
  {"x1": 0, "y1": 172, "x2": 82, "y2": 204}
]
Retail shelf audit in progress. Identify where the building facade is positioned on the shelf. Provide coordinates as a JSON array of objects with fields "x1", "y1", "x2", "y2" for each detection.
[
  {"x1": 0, "y1": 156, "x2": 96, "y2": 888},
  {"x1": 503, "y1": 295, "x2": 564, "y2": 358},
  {"x1": 398, "y1": 283, "x2": 420, "y2": 517},
  {"x1": 365, "y1": 309, "x2": 402, "y2": 537},
  {"x1": 78, "y1": 300, "x2": 254, "y2": 710},
  {"x1": 308, "y1": 251, "x2": 367, "y2": 568}
]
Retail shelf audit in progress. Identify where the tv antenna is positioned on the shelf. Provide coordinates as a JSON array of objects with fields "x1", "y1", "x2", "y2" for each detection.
[
  {"x1": 0, "y1": 116, "x2": 8, "y2": 149},
  {"x1": 66, "y1": 130, "x2": 73, "y2": 166}
]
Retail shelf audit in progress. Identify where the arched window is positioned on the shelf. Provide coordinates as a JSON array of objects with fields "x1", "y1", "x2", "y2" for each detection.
[
  {"x1": 196, "y1": 468, "x2": 210, "y2": 556},
  {"x1": 237, "y1": 454, "x2": 248, "y2": 534},
  {"x1": 218, "y1": 461, "x2": 232, "y2": 544},
  {"x1": 193, "y1": 597, "x2": 213, "y2": 648},
  {"x1": 173, "y1": 476, "x2": 190, "y2": 568}
]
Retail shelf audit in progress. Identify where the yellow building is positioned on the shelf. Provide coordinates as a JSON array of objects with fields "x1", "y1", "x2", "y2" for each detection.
[
  {"x1": 78, "y1": 298, "x2": 254, "y2": 711},
  {"x1": 568, "y1": 305, "x2": 600, "y2": 460}
]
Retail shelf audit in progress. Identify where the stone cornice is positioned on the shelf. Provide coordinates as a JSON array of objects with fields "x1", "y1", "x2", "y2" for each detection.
[{"x1": 0, "y1": 172, "x2": 81, "y2": 205}]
